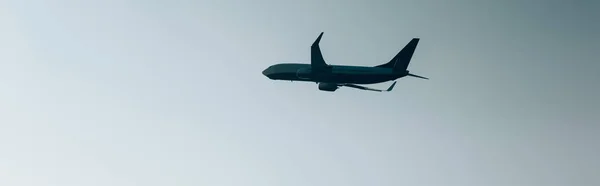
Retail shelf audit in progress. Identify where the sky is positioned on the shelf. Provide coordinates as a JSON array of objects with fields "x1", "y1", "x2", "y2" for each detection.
[{"x1": 1, "y1": 0, "x2": 599, "y2": 186}]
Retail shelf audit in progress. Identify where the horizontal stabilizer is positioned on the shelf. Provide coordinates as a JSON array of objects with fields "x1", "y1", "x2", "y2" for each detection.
[{"x1": 408, "y1": 73, "x2": 429, "y2": 80}]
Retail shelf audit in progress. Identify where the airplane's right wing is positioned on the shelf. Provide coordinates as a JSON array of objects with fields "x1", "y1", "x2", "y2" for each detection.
[
  {"x1": 311, "y1": 32, "x2": 329, "y2": 71},
  {"x1": 342, "y1": 81, "x2": 396, "y2": 92}
]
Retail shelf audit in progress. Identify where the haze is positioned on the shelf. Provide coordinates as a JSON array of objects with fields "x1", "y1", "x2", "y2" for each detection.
[{"x1": 1, "y1": 0, "x2": 599, "y2": 186}]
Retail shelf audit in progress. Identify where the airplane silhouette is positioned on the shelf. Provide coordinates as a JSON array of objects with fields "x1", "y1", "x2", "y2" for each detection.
[{"x1": 262, "y1": 32, "x2": 428, "y2": 92}]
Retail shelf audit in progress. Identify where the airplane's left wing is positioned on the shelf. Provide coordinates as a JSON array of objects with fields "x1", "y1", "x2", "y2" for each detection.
[
  {"x1": 342, "y1": 81, "x2": 396, "y2": 92},
  {"x1": 311, "y1": 32, "x2": 329, "y2": 71}
]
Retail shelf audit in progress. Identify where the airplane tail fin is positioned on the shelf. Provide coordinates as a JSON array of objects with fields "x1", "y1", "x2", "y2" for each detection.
[{"x1": 376, "y1": 38, "x2": 419, "y2": 72}]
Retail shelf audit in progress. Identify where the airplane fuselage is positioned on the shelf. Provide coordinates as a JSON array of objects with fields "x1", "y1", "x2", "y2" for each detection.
[{"x1": 262, "y1": 63, "x2": 408, "y2": 84}]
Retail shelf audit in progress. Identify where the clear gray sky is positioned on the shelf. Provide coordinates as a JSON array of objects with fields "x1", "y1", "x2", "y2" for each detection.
[{"x1": 1, "y1": 0, "x2": 599, "y2": 186}]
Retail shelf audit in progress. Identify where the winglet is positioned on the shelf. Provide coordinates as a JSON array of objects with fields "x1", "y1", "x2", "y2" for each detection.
[
  {"x1": 311, "y1": 32, "x2": 328, "y2": 70},
  {"x1": 386, "y1": 81, "x2": 397, "y2": 91},
  {"x1": 312, "y1": 32, "x2": 324, "y2": 47}
]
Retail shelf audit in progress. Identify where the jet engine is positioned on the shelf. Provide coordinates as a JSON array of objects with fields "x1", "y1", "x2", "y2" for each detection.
[{"x1": 318, "y1": 83, "x2": 338, "y2": 92}]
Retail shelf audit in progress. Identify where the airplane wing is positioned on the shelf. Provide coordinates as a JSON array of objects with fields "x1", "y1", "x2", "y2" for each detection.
[
  {"x1": 342, "y1": 81, "x2": 396, "y2": 92},
  {"x1": 311, "y1": 32, "x2": 329, "y2": 71}
]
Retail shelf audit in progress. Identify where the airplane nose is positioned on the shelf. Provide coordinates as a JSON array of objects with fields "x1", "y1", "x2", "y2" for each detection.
[{"x1": 263, "y1": 66, "x2": 275, "y2": 76}]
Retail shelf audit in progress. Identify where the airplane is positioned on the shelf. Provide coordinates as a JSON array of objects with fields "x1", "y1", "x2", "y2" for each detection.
[{"x1": 262, "y1": 32, "x2": 428, "y2": 92}]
